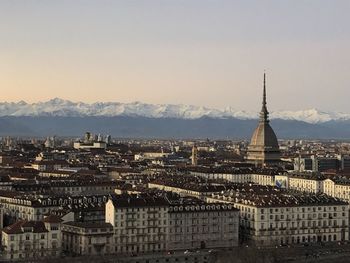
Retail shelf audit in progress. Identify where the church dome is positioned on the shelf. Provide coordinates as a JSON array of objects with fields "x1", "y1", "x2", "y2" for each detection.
[{"x1": 250, "y1": 122, "x2": 279, "y2": 149}]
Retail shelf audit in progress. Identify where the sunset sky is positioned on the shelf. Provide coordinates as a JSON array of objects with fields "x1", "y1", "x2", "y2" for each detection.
[{"x1": 0, "y1": 0, "x2": 349, "y2": 112}]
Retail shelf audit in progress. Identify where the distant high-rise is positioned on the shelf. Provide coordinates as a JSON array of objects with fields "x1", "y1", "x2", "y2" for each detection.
[
  {"x1": 247, "y1": 73, "x2": 280, "y2": 166},
  {"x1": 84, "y1": 132, "x2": 92, "y2": 143},
  {"x1": 105, "y1": 135, "x2": 111, "y2": 144},
  {"x1": 191, "y1": 145, "x2": 198, "y2": 166}
]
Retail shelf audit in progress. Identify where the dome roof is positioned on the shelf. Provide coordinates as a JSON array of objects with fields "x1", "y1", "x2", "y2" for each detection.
[{"x1": 250, "y1": 122, "x2": 279, "y2": 149}]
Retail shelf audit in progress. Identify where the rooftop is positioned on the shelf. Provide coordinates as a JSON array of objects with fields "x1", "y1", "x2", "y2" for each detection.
[
  {"x1": 214, "y1": 183, "x2": 347, "y2": 207},
  {"x1": 149, "y1": 174, "x2": 227, "y2": 193},
  {"x1": 109, "y1": 194, "x2": 169, "y2": 208},
  {"x1": 3, "y1": 220, "x2": 48, "y2": 235}
]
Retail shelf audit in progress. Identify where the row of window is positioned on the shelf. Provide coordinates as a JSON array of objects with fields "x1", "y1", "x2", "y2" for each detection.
[
  {"x1": 259, "y1": 219, "x2": 347, "y2": 229},
  {"x1": 260, "y1": 212, "x2": 347, "y2": 220},
  {"x1": 9, "y1": 233, "x2": 57, "y2": 242},
  {"x1": 260, "y1": 233, "x2": 342, "y2": 245}
]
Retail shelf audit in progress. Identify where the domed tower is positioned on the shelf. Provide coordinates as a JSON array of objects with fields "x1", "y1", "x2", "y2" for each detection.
[{"x1": 247, "y1": 73, "x2": 280, "y2": 166}]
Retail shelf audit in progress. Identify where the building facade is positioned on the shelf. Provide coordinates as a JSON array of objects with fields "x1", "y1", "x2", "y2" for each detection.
[
  {"x1": 206, "y1": 185, "x2": 349, "y2": 246},
  {"x1": 62, "y1": 222, "x2": 114, "y2": 256},
  {"x1": 105, "y1": 194, "x2": 239, "y2": 255},
  {"x1": 105, "y1": 195, "x2": 169, "y2": 254},
  {"x1": 168, "y1": 203, "x2": 239, "y2": 250},
  {"x1": 1, "y1": 216, "x2": 62, "y2": 261}
]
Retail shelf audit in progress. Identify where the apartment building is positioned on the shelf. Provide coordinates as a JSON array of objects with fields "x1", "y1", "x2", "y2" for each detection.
[
  {"x1": 62, "y1": 222, "x2": 114, "y2": 256},
  {"x1": 275, "y1": 173, "x2": 350, "y2": 203},
  {"x1": 287, "y1": 173, "x2": 325, "y2": 193},
  {"x1": 1, "y1": 215, "x2": 62, "y2": 261},
  {"x1": 235, "y1": 194, "x2": 348, "y2": 246},
  {"x1": 206, "y1": 185, "x2": 349, "y2": 246},
  {"x1": 323, "y1": 177, "x2": 350, "y2": 202},
  {"x1": 105, "y1": 195, "x2": 169, "y2": 254},
  {"x1": 48, "y1": 180, "x2": 121, "y2": 195},
  {"x1": 168, "y1": 201, "x2": 239, "y2": 250},
  {"x1": 0, "y1": 191, "x2": 109, "y2": 221},
  {"x1": 31, "y1": 160, "x2": 69, "y2": 171},
  {"x1": 194, "y1": 172, "x2": 275, "y2": 186},
  {"x1": 148, "y1": 175, "x2": 226, "y2": 198},
  {"x1": 105, "y1": 194, "x2": 240, "y2": 255}
]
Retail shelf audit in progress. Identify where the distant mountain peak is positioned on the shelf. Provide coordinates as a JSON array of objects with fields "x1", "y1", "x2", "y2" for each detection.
[{"x1": 0, "y1": 98, "x2": 348, "y2": 124}]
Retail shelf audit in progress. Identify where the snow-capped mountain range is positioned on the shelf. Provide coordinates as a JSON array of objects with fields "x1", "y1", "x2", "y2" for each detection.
[{"x1": 0, "y1": 98, "x2": 348, "y2": 124}]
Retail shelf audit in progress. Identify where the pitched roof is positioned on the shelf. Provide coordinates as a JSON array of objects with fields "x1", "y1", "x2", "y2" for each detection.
[
  {"x1": 43, "y1": 214, "x2": 63, "y2": 223},
  {"x1": 3, "y1": 220, "x2": 49, "y2": 234}
]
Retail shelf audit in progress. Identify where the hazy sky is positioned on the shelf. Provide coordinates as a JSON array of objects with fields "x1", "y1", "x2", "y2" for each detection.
[{"x1": 0, "y1": 0, "x2": 349, "y2": 112}]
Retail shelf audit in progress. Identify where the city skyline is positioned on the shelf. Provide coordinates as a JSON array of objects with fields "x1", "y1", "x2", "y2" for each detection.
[
  {"x1": 1, "y1": 1, "x2": 350, "y2": 112},
  {"x1": 2, "y1": 2, "x2": 350, "y2": 263}
]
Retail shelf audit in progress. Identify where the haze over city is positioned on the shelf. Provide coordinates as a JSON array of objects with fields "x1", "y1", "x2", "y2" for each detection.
[{"x1": 1, "y1": 0, "x2": 350, "y2": 112}]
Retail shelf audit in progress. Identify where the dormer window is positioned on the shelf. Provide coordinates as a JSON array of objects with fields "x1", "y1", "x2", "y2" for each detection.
[{"x1": 23, "y1": 227, "x2": 32, "y2": 233}]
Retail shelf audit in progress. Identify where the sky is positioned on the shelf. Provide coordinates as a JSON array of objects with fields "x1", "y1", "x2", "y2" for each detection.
[{"x1": 0, "y1": 0, "x2": 349, "y2": 112}]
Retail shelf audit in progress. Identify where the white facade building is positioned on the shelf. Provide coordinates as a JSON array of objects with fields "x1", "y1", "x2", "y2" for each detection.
[
  {"x1": 105, "y1": 195, "x2": 169, "y2": 254},
  {"x1": 105, "y1": 194, "x2": 239, "y2": 255}
]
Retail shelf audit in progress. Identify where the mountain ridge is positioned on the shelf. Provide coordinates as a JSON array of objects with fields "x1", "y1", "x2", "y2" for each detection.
[
  {"x1": 0, "y1": 115, "x2": 344, "y2": 139},
  {"x1": 0, "y1": 98, "x2": 349, "y2": 124}
]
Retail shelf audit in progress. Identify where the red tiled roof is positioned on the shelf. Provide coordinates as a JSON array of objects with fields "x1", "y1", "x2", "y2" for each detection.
[{"x1": 3, "y1": 220, "x2": 48, "y2": 234}]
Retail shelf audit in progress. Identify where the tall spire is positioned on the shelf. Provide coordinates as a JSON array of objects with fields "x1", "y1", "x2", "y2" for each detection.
[
  {"x1": 259, "y1": 72, "x2": 269, "y2": 122},
  {"x1": 263, "y1": 72, "x2": 266, "y2": 106}
]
